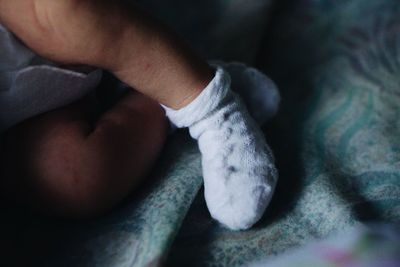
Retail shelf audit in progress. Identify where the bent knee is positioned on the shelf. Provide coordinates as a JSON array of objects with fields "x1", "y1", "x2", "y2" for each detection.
[
  {"x1": 2, "y1": 93, "x2": 167, "y2": 218},
  {"x1": 3, "y1": 131, "x2": 128, "y2": 218},
  {"x1": 26, "y1": 131, "x2": 150, "y2": 218},
  {"x1": 32, "y1": 157, "x2": 131, "y2": 218}
]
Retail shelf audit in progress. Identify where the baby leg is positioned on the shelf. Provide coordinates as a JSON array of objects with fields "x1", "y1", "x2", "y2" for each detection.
[
  {"x1": 0, "y1": 1, "x2": 278, "y2": 229},
  {"x1": 0, "y1": 92, "x2": 167, "y2": 218},
  {"x1": 164, "y1": 67, "x2": 278, "y2": 230}
]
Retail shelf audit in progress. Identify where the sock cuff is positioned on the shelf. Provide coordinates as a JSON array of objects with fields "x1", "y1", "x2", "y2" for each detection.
[{"x1": 162, "y1": 65, "x2": 231, "y2": 128}]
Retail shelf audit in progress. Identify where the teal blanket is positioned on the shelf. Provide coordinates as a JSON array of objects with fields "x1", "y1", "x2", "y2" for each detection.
[{"x1": 3, "y1": 1, "x2": 399, "y2": 266}]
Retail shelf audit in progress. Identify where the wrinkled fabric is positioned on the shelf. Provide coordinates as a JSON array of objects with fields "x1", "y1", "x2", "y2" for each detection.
[
  {"x1": 2, "y1": 0, "x2": 399, "y2": 267},
  {"x1": 0, "y1": 23, "x2": 102, "y2": 131},
  {"x1": 169, "y1": 1, "x2": 400, "y2": 266},
  {"x1": 163, "y1": 66, "x2": 278, "y2": 230}
]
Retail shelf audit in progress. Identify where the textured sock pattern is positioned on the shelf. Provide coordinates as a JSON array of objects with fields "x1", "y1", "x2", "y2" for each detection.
[
  {"x1": 214, "y1": 61, "x2": 280, "y2": 125},
  {"x1": 163, "y1": 66, "x2": 278, "y2": 230}
]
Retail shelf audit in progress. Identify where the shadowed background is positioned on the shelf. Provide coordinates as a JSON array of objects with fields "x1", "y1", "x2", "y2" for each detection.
[{"x1": 1, "y1": 0, "x2": 399, "y2": 266}]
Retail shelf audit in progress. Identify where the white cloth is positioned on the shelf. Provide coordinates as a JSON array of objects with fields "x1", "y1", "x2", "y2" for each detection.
[
  {"x1": 0, "y1": 23, "x2": 102, "y2": 132},
  {"x1": 163, "y1": 66, "x2": 279, "y2": 230},
  {"x1": 217, "y1": 61, "x2": 280, "y2": 125}
]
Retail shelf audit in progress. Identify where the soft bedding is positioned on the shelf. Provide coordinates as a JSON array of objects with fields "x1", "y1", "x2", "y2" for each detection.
[{"x1": 2, "y1": 0, "x2": 399, "y2": 266}]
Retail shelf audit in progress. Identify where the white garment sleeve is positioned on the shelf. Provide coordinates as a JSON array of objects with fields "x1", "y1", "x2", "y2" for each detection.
[{"x1": 0, "y1": 23, "x2": 102, "y2": 132}]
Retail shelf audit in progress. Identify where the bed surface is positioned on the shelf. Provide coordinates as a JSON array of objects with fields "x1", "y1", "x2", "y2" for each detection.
[{"x1": 2, "y1": 1, "x2": 399, "y2": 266}]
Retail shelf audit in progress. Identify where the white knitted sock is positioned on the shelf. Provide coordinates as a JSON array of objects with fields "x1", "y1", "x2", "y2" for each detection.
[
  {"x1": 216, "y1": 61, "x2": 280, "y2": 125},
  {"x1": 163, "y1": 66, "x2": 278, "y2": 230}
]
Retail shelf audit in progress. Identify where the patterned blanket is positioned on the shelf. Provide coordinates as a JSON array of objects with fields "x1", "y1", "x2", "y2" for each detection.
[{"x1": 3, "y1": 0, "x2": 399, "y2": 266}]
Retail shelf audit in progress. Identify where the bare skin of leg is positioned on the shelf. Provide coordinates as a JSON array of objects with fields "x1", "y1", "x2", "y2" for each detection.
[
  {"x1": 0, "y1": 91, "x2": 167, "y2": 218},
  {"x1": 0, "y1": 0, "x2": 210, "y2": 217},
  {"x1": 0, "y1": 0, "x2": 214, "y2": 109}
]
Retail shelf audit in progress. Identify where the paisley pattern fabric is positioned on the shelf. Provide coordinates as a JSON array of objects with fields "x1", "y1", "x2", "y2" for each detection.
[
  {"x1": 2, "y1": 0, "x2": 399, "y2": 266},
  {"x1": 168, "y1": 0, "x2": 400, "y2": 266}
]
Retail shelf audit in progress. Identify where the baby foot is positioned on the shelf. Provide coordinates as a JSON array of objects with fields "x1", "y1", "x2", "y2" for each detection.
[{"x1": 163, "y1": 66, "x2": 278, "y2": 230}]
